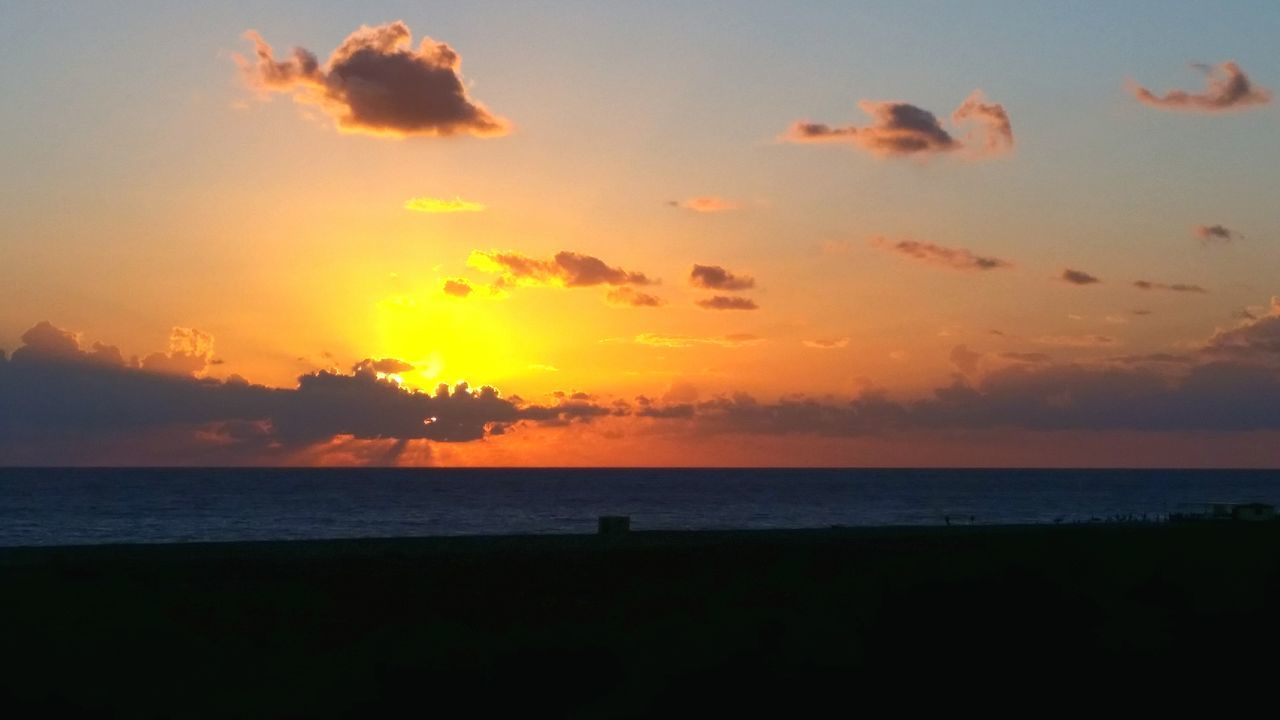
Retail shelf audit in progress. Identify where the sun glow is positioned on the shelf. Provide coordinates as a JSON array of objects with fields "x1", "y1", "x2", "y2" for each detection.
[{"x1": 374, "y1": 290, "x2": 521, "y2": 390}]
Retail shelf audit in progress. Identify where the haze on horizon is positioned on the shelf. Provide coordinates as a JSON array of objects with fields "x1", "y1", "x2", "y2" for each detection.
[{"x1": 1, "y1": 2, "x2": 1279, "y2": 467}]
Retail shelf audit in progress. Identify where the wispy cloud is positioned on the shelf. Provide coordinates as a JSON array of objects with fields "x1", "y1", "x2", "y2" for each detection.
[
  {"x1": 606, "y1": 287, "x2": 665, "y2": 307},
  {"x1": 1134, "y1": 280, "x2": 1208, "y2": 293},
  {"x1": 872, "y1": 237, "x2": 1011, "y2": 271},
  {"x1": 696, "y1": 296, "x2": 759, "y2": 311},
  {"x1": 1130, "y1": 61, "x2": 1271, "y2": 113},
  {"x1": 405, "y1": 197, "x2": 485, "y2": 213},
  {"x1": 634, "y1": 333, "x2": 762, "y2": 348},
  {"x1": 803, "y1": 338, "x2": 850, "y2": 349},
  {"x1": 1193, "y1": 224, "x2": 1241, "y2": 244},
  {"x1": 469, "y1": 250, "x2": 653, "y2": 288},
  {"x1": 669, "y1": 197, "x2": 738, "y2": 213}
]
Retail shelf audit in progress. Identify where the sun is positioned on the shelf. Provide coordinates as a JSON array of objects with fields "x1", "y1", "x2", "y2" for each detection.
[{"x1": 373, "y1": 289, "x2": 520, "y2": 390}]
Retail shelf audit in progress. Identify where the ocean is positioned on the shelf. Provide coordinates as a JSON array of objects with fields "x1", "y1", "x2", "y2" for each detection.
[{"x1": 1, "y1": 467, "x2": 1278, "y2": 547}]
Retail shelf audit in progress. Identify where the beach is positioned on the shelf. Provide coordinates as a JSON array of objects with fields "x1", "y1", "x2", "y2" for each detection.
[{"x1": 4, "y1": 521, "x2": 1280, "y2": 714}]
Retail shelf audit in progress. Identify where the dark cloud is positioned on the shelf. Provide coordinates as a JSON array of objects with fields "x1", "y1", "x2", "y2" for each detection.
[
  {"x1": 1108, "y1": 353, "x2": 1195, "y2": 366},
  {"x1": 1060, "y1": 269, "x2": 1101, "y2": 285},
  {"x1": 1202, "y1": 298, "x2": 1280, "y2": 362},
  {"x1": 470, "y1": 250, "x2": 653, "y2": 288},
  {"x1": 606, "y1": 287, "x2": 665, "y2": 307},
  {"x1": 696, "y1": 296, "x2": 759, "y2": 311},
  {"x1": 689, "y1": 264, "x2": 756, "y2": 291},
  {"x1": 1193, "y1": 224, "x2": 1241, "y2": 244},
  {"x1": 442, "y1": 279, "x2": 474, "y2": 297},
  {"x1": 1134, "y1": 280, "x2": 1208, "y2": 293},
  {"x1": 782, "y1": 91, "x2": 1012, "y2": 158},
  {"x1": 873, "y1": 238, "x2": 1012, "y2": 271},
  {"x1": 0, "y1": 322, "x2": 610, "y2": 463},
  {"x1": 238, "y1": 21, "x2": 509, "y2": 138},
  {"x1": 1131, "y1": 61, "x2": 1271, "y2": 113}
]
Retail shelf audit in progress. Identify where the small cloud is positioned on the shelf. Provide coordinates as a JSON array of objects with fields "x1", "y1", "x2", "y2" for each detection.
[
  {"x1": 1193, "y1": 224, "x2": 1240, "y2": 244},
  {"x1": 469, "y1": 250, "x2": 653, "y2": 288},
  {"x1": 1132, "y1": 309, "x2": 1153, "y2": 316},
  {"x1": 803, "y1": 338, "x2": 850, "y2": 349},
  {"x1": 442, "y1": 279, "x2": 473, "y2": 298},
  {"x1": 696, "y1": 296, "x2": 759, "y2": 311},
  {"x1": 1060, "y1": 269, "x2": 1101, "y2": 285},
  {"x1": 1103, "y1": 315, "x2": 1129, "y2": 325},
  {"x1": 404, "y1": 197, "x2": 486, "y2": 213},
  {"x1": 1130, "y1": 61, "x2": 1271, "y2": 113},
  {"x1": 1036, "y1": 334, "x2": 1116, "y2": 347},
  {"x1": 606, "y1": 287, "x2": 665, "y2": 307},
  {"x1": 873, "y1": 237, "x2": 1012, "y2": 272},
  {"x1": 671, "y1": 196, "x2": 738, "y2": 213},
  {"x1": 689, "y1": 264, "x2": 756, "y2": 291},
  {"x1": 353, "y1": 357, "x2": 414, "y2": 375},
  {"x1": 781, "y1": 91, "x2": 1012, "y2": 159},
  {"x1": 236, "y1": 22, "x2": 510, "y2": 138},
  {"x1": 527, "y1": 364, "x2": 559, "y2": 372},
  {"x1": 1134, "y1": 280, "x2": 1208, "y2": 293},
  {"x1": 634, "y1": 333, "x2": 762, "y2": 348}
]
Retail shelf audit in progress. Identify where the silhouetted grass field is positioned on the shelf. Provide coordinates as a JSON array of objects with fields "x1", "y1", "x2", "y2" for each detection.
[{"x1": 4, "y1": 523, "x2": 1279, "y2": 715}]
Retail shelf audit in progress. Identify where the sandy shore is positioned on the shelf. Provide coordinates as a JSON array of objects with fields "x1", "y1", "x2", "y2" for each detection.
[{"x1": 4, "y1": 522, "x2": 1279, "y2": 714}]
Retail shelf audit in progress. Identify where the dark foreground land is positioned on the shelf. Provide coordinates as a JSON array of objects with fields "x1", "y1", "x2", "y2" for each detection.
[{"x1": 4, "y1": 523, "x2": 1280, "y2": 715}]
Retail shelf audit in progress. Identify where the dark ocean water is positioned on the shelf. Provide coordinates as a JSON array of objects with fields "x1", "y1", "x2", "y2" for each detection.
[{"x1": 1, "y1": 467, "x2": 1278, "y2": 547}]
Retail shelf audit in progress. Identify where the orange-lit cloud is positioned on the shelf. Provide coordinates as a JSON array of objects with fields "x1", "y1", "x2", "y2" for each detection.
[
  {"x1": 669, "y1": 196, "x2": 739, "y2": 213},
  {"x1": 237, "y1": 21, "x2": 510, "y2": 138},
  {"x1": 696, "y1": 296, "x2": 759, "y2": 311},
  {"x1": 633, "y1": 333, "x2": 762, "y2": 348},
  {"x1": 1130, "y1": 61, "x2": 1271, "y2": 113},
  {"x1": 606, "y1": 287, "x2": 665, "y2": 307},
  {"x1": 782, "y1": 91, "x2": 1012, "y2": 158},
  {"x1": 873, "y1": 237, "x2": 1012, "y2": 271},
  {"x1": 1035, "y1": 334, "x2": 1116, "y2": 347},
  {"x1": 689, "y1": 264, "x2": 756, "y2": 290},
  {"x1": 1193, "y1": 224, "x2": 1240, "y2": 244},
  {"x1": 803, "y1": 338, "x2": 850, "y2": 350},
  {"x1": 1060, "y1": 269, "x2": 1101, "y2": 285},
  {"x1": 468, "y1": 250, "x2": 654, "y2": 288},
  {"x1": 404, "y1": 197, "x2": 486, "y2": 213},
  {"x1": 1133, "y1": 280, "x2": 1208, "y2": 293},
  {"x1": 442, "y1": 278, "x2": 474, "y2": 297}
]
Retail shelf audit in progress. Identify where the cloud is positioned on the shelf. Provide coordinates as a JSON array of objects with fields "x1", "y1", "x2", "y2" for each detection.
[
  {"x1": 606, "y1": 287, "x2": 665, "y2": 307},
  {"x1": 1060, "y1": 269, "x2": 1101, "y2": 285},
  {"x1": 1202, "y1": 297, "x2": 1280, "y2": 362},
  {"x1": 1134, "y1": 280, "x2": 1208, "y2": 293},
  {"x1": 0, "y1": 321, "x2": 614, "y2": 463},
  {"x1": 873, "y1": 237, "x2": 1012, "y2": 271},
  {"x1": 405, "y1": 197, "x2": 485, "y2": 213},
  {"x1": 634, "y1": 333, "x2": 762, "y2": 348},
  {"x1": 442, "y1": 278, "x2": 474, "y2": 297},
  {"x1": 352, "y1": 358, "x2": 414, "y2": 375},
  {"x1": 1130, "y1": 61, "x2": 1271, "y2": 113},
  {"x1": 1035, "y1": 335, "x2": 1116, "y2": 347},
  {"x1": 1193, "y1": 224, "x2": 1240, "y2": 244},
  {"x1": 238, "y1": 21, "x2": 510, "y2": 138},
  {"x1": 468, "y1": 250, "x2": 653, "y2": 288},
  {"x1": 803, "y1": 338, "x2": 850, "y2": 350},
  {"x1": 950, "y1": 90, "x2": 1014, "y2": 154},
  {"x1": 696, "y1": 296, "x2": 759, "y2": 311},
  {"x1": 670, "y1": 197, "x2": 738, "y2": 213},
  {"x1": 689, "y1": 264, "x2": 756, "y2": 290},
  {"x1": 781, "y1": 91, "x2": 1012, "y2": 158}
]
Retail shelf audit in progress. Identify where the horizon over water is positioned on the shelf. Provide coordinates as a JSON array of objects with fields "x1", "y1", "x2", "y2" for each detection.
[{"x1": 2, "y1": 467, "x2": 1279, "y2": 547}]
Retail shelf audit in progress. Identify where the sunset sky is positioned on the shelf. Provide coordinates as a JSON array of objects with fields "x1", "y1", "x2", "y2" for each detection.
[{"x1": 2, "y1": 2, "x2": 1279, "y2": 466}]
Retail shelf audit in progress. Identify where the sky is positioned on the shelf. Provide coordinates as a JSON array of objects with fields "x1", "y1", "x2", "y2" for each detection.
[{"x1": 2, "y1": 1, "x2": 1279, "y2": 466}]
